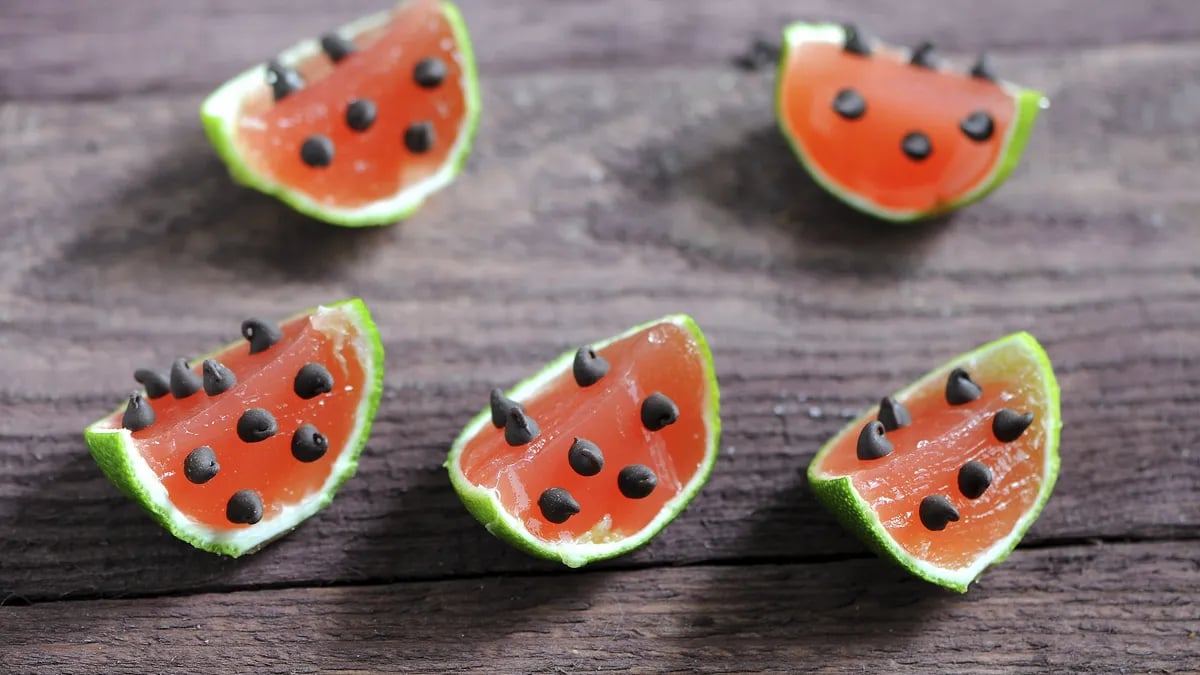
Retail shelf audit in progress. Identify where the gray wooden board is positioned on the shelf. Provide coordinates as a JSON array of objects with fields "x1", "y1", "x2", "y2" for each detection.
[
  {"x1": 1, "y1": 1, "x2": 1199, "y2": 672},
  {"x1": 2, "y1": 542, "x2": 1198, "y2": 674}
]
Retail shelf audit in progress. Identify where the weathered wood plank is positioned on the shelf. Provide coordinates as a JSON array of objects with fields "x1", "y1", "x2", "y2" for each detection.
[
  {"x1": 4, "y1": 0, "x2": 1200, "y2": 100},
  {"x1": 2, "y1": 542, "x2": 1197, "y2": 674},
  {"x1": 2, "y1": 43, "x2": 1198, "y2": 599}
]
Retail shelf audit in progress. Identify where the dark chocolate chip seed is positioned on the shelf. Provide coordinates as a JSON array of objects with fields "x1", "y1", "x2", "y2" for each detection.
[
  {"x1": 572, "y1": 346, "x2": 610, "y2": 387},
  {"x1": 489, "y1": 388, "x2": 523, "y2": 428},
  {"x1": 640, "y1": 392, "x2": 679, "y2": 431},
  {"x1": 618, "y1": 464, "x2": 658, "y2": 499},
  {"x1": 960, "y1": 110, "x2": 995, "y2": 142},
  {"x1": 134, "y1": 369, "x2": 170, "y2": 399},
  {"x1": 567, "y1": 437, "x2": 604, "y2": 477},
  {"x1": 345, "y1": 99, "x2": 377, "y2": 132},
  {"x1": 226, "y1": 490, "x2": 264, "y2": 525},
  {"x1": 958, "y1": 460, "x2": 993, "y2": 499},
  {"x1": 945, "y1": 367, "x2": 982, "y2": 405},
  {"x1": 832, "y1": 88, "x2": 866, "y2": 120},
  {"x1": 901, "y1": 131, "x2": 933, "y2": 161},
  {"x1": 265, "y1": 60, "x2": 304, "y2": 101},
  {"x1": 877, "y1": 396, "x2": 912, "y2": 432},
  {"x1": 537, "y1": 487, "x2": 580, "y2": 524},
  {"x1": 291, "y1": 424, "x2": 329, "y2": 463},
  {"x1": 856, "y1": 420, "x2": 894, "y2": 460},
  {"x1": 121, "y1": 393, "x2": 155, "y2": 432},
  {"x1": 919, "y1": 495, "x2": 960, "y2": 531},
  {"x1": 404, "y1": 122, "x2": 435, "y2": 154},
  {"x1": 413, "y1": 57, "x2": 447, "y2": 88},
  {"x1": 300, "y1": 135, "x2": 335, "y2": 168},
  {"x1": 202, "y1": 358, "x2": 237, "y2": 396},
  {"x1": 969, "y1": 52, "x2": 996, "y2": 80},
  {"x1": 909, "y1": 41, "x2": 939, "y2": 68},
  {"x1": 504, "y1": 407, "x2": 540, "y2": 446},
  {"x1": 241, "y1": 318, "x2": 282, "y2": 355},
  {"x1": 169, "y1": 358, "x2": 202, "y2": 399},
  {"x1": 993, "y1": 408, "x2": 1035, "y2": 442},
  {"x1": 842, "y1": 23, "x2": 871, "y2": 56},
  {"x1": 237, "y1": 408, "x2": 278, "y2": 443},
  {"x1": 320, "y1": 33, "x2": 357, "y2": 63},
  {"x1": 294, "y1": 363, "x2": 334, "y2": 399},
  {"x1": 184, "y1": 446, "x2": 220, "y2": 484}
]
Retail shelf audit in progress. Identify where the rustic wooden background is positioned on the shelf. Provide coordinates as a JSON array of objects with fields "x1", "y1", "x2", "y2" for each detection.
[{"x1": 3, "y1": 1, "x2": 1199, "y2": 672}]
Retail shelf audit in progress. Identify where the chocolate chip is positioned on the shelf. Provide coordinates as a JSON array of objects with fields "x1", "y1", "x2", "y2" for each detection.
[
  {"x1": 901, "y1": 131, "x2": 932, "y2": 161},
  {"x1": 618, "y1": 464, "x2": 658, "y2": 499},
  {"x1": 945, "y1": 367, "x2": 982, "y2": 405},
  {"x1": 537, "y1": 487, "x2": 580, "y2": 524},
  {"x1": 572, "y1": 346, "x2": 610, "y2": 387},
  {"x1": 413, "y1": 57, "x2": 447, "y2": 88},
  {"x1": 294, "y1": 363, "x2": 334, "y2": 399},
  {"x1": 640, "y1": 393, "x2": 679, "y2": 431},
  {"x1": 291, "y1": 424, "x2": 328, "y2": 463},
  {"x1": 121, "y1": 393, "x2": 155, "y2": 432},
  {"x1": 504, "y1": 407, "x2": 540, "y2": 446},
  {"x1": 226, "y1": 490, "x2": 264, "y2": 525},
  {"x1": 320, "y1": 33, "x2": 357, "y2": 63},
  {"x1": 919, "y1": 495, "x2": 960, "y2": 531},
  {"x1": 404, "y1": 122, "x2": 434, "y2": 154},
  {"x1": 960, "y1": 111, "x2": 995, "y2": 142},
  {"x1": 567, "y1": 438, "x2": 604, "y2": 477},
  {"x1": 237, "y1": 408, "x2": 278, "y2": 443},
  {"x1": 265, "y1": 60, "x2": 304, "y2": 101},
  {"x1": 134, "y1": 369, "x2": 170, "y2": 399},
  {"x1": 842, "y1": 23, "x2": 871, "y2": 56},
  {"x1": 958, "y1": 460, "x2": 993, "y2": 499},
  {"x1": 856, "y1": 421, "x2": 894, "y2": 460},
  {"x1": 970, "y1": 52, "x2": 996, "y2": 81},
  {"x1": 184, "y1": 446, "x2": 220, "y2": 484},
  {"x1": 993, "y1": 408, "x2": 1034, "y2": 442},
  {"x1": 489, "y1": 388, "x2": 523, "y2": 428},
  {"x1": 832, "y1": 88, "x2": 866, "y2": 120},
  {"x1": 241, "y1": 318, "x2": 282, "y2": 355},
  {"x1": 877, "y1": 396, "x2": 911, "y2": 432},
  {"x1": 346, "y1": 99, "x2": 377, "y2": 132},
  {"x1": 202, "y1": 359, "x2": 237, "y2": 396},
  {"x1": 169, "y1": 358, "x2": 202, "y2": 399},
  {"x1": 909, "y1": 41, "x2": 938, "y2": 69},
  {"x1": 300, "y1": 135, "x2": 334, "y2": 168}
]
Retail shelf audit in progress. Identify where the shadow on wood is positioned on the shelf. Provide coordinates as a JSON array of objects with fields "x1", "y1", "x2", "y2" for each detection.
[
  {"x1": 597, "y1": 107, "x2": 957, "y2": 281},
  {"x1": 21, "y1": 137, "x2": 397, "y2": 303}
]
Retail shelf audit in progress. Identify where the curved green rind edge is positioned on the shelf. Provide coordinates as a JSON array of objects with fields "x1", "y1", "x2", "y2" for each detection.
[
  {"x1": 82, "y1": 298, "x2": 385, "y2": 558},
  {"x1": 444, "y1": 315, "x2": 722, "y2": 568},
  {"x1": 774, "y1": 23, "x2": 1049, "y2": 224},
  {"x1": 806, "y1": 332, "x2": 1062, "y2": 592},
  {"x1": 199, "y1": 0, "x2": 482, "y2": 228}
]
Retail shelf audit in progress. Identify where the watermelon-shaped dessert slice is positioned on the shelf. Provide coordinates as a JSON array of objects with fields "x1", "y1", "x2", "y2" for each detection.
[
  {"x1": 84, "y1": 299, "x2": 384, "y2": 557},
  {"x1": 775, "y1": 23, "x2": 1048, "y2": 222},
  {"x1": 201, "y1": 0, "x2": 480, "y2": 227},
  {"x1": 808, "y1": 332, "x2": 1061, "y2": 592},
  {"x1": 446, "y1": 316, "x2": 720, "y2": 567}
]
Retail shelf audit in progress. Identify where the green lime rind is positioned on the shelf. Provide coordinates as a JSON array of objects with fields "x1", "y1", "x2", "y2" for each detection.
[
  {"x1": 83, "y1": 298, "x2": 385, "y2": 558},
  {"x1": 775, "y1": 23, "x2": 1049, "y2": 224},
  {"x1": 445, "y1": 315, "x2": 721, "y2": 568},
  {"x1": 199, "y1": 1, "x2": 482, "y2": 228},
  {"x1": 806, "y1": 332, "x2": 1061, "y2": 593}
]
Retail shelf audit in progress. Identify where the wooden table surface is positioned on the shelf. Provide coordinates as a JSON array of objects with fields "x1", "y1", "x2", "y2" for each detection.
[{"x1": 3, "y1": 1, "x2": 1199, "y2": 672}]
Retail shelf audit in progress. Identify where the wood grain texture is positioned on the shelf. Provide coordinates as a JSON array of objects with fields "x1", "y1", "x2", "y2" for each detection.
[
  {"x1": 3, "y1": 542, "x2": 1198, "y2": 674},
  {"x1": 4, "y1": 0, "x2": 1200, "y2": 100},
  {"x1": 2, "y1": 37, "x2": 1198, "y2": 601}
]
